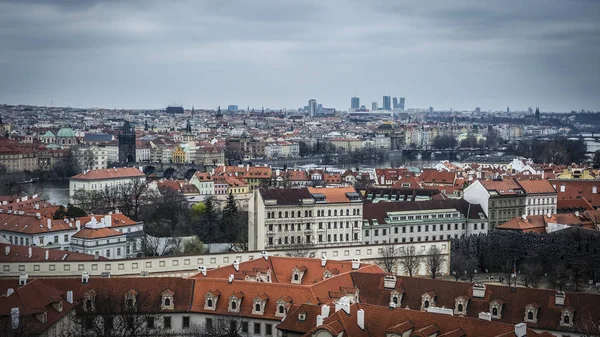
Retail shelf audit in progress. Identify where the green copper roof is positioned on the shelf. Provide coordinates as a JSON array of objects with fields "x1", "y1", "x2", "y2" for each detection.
[{"x1": 56, "y1": 128, "x2": 76, "y2": 137}]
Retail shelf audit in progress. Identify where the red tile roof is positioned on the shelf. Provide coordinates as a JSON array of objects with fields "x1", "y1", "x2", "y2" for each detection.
[
  {"x1": 72, "y1": 227, "x2": 124, "y2": 239},
  {"x1": 71, "y1": 167, "x2": 145, "y2": 180},
  {"x1": 0, "y1": 243, "x2": 106, "y2": 262}
]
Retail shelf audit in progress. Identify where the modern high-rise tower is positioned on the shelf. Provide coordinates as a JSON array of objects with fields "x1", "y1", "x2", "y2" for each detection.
[
  {"x1": 118, "y1": 120, "x2": 136, "y2": 164},
  {"x1": 383, "y1": 96, "x2": 391, "y2": 111},
  {"x1": 399, "y1": 97, "x2": 405, "y2": 111},
  {"x1": 350, "y1": 96, "x2": 360, "y2": 110},
  {"x1": 308, "y1": 99, "x2": 317, "y2": 117},
  {"x1": 392, "y1": 97, "x2": 398, "y2": 109},
  {"x1": 371, "y1": 102, "x2": 378, "y2": 111}
]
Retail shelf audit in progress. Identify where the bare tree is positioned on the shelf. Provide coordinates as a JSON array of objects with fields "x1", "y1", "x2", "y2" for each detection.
[
  {"x1": 398, "y1": 246, "x2": 422, "y2": 277},
  {"x1": 118, "y1": 180, "x2": 151, "y2": 221},
  {"x1": 425, "y1": 246, "x2": 446, "y2": 279},
  {"x1": 0, "y1": 314, "x2": 42, "y2": 337},
  {"x1": 520, "y1": 261, "x2": 544, "y2": 288},
  {"x1": 284, "y1": 241, "x2": 317, "y2": 258},
  {"x1": 141, "y1": 233, "x2": 182, "y2": 257},
  {"x1": 62, "y1": 289, "x2": 164, "y2": 337},
  {"x1": 379, "y1": 245, "x2": 400, "y2": 273},
  {"x1": 188, "y1": 314, "x2": 250, "y2": 337},
  {"x1": 450, "y1": 252, "x2": 478, "y2": 282}
]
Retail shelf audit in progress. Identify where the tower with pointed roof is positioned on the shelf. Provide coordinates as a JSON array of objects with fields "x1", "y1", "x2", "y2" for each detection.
[{"x1": 183, "y1": 119, "x2": 195, "y2": 142}]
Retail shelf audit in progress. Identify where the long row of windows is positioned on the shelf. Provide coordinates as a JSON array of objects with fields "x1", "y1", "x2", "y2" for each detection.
[
  {"x1": 266, "y1": 208, "x2": 360, "y2": 219},
  {"x1": 267, "y1": 232, "x2": 359, "y2": 246},
  {"x1": 267, "y1": 220, "x2": 360, "y2": 232},
  {"x1": 365, "y1": 222, "x2": 482, "y2": 236}
]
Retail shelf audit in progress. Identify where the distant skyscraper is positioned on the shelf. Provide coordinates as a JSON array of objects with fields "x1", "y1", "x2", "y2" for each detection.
[
  {"x1": 371, "y1": 102, "x2": 378, "y2": 111},
  {"x1": 383, "y1": 96, "x2": 391, "y2": 111},
  {"x1": 166, "y1": 106, "x2": 184, "y2": 115},
  {"x1": 429, "y1": 107, "x2": 434, "y2": 114},
  {"x1": 535, "y1": 107, "x2": 540, "y2": 120},
  {"x1": 308, "y1": 99, "x2": 317, "y2": 117},
  {"x1": 350, "y1": 96, "x2": 360, "y2": 110},
  {"x1": 118, "y1": 120, "x2": 136, "y2": 164},
  {"x1": 507, "y1": 106, "x2": 510, "y2": 113},
  {"x1": 227, "y1": 105, "x2": 239, "y2": 113},
  {"x1": 399, "y1": 97, "x2": 405, "y2": 111},
  {"x1": 392, "y1": 97, "x2": 398, "y2": 109},
  {"x1": 475, "y1": 107, "x2": 481, "y2": 114}
]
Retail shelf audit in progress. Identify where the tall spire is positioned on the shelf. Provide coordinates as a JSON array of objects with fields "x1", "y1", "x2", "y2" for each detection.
[{"x1": 185, "y1": 118, "x2": 192, "y2": 134}]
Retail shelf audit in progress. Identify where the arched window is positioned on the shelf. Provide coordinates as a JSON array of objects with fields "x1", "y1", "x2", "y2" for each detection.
[
  {"x1": 294, "y1": 274, "x2": 299, "y2": 281},
  {"x1": 85, "y1": 299, "x2": 93, "y2": 311},
  {"x1": 231, "y1": 301, "x2": 237, "y2": 310},
  {"x1": 279, "y1": 212, "x2": 282, "y2": 218},
  {"x1": 424, "y1": 300, "x2": 429, "y2": 308},
  {"x1": 492, "y1": 307, "x2": 498, "y2": 316},
  {"x1": 207, "y1": 299, "x2": 213, "y2": 307},
  {"x1": 346, "y1": 209, "x2": 350, "y2": 216},
  {"x1": 528, "y1": 311, "x2": 533, "y2": 320},
  {"x1": 127, "y1": 298, "x2": 134, "y2": 308},
  {"x1": 458, "y1": 303, "x2": 463, "y2": 312},
  {"x1": 328, "y1": 210, "x2": 331, "y2": 216},
  {"x1": 285, "y1": 211, "x2": 288, "y2": 218},
  {"x1": 279, "y1": 305, "x2": 284, "y2": 314},
  {"x1": 564, "y1": 315, "x2": 570, "y2": 324},
  {"x1": 298, "y1": 211, "x2": 301, "y2": 217},
  {"x1": 334, "y1": 210, "x2": 337, "y2": 216},
  {"x1": 164, "y1": 298, "x2": 171, "y2": 306},
  {"x1": 392, "y1": 296, "x2": 398, "y2": 304},
  {"x1": 255, "y1": 303, "x2": 261, "y2": 312}
]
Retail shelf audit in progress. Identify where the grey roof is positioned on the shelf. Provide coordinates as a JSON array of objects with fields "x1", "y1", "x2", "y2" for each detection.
[
  {"x1": 363, "y1": 199, "x2": 487, "y2": 224},
  {"x1": 259, "y1": 187, "x2": 312, "y2": 205},
  {"x1": 83, "y1": 133, "x2": 114, "y2": 142}
]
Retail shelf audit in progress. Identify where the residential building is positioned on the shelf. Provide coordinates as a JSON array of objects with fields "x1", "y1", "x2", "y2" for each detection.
[
  {"x1": 497, "y1": 211, "x2": 600, "y2": 233},
  {"x1": 188, "y1": 172, "x2": 215, "y2": 195},
  {"x1": 515, "y1": 179, "x2": 557, "y2": 216},
  {"x1": 248, "y1": 186, "x2": 363, "y2": 251},
  {"x1": 464, "y1": 179, "x2": 526, "y2": 230},
  {"x1": 329, "y1": 138, "x2": 362, "y2": 152},
  {"x1": 362, "y1": 199, "x2": 488, "y2": 247},
  {"x1": 72, "y1": 145, "x2": 108, "y2": 171},
  {"x1": 69, "y1": 167, "x2": 146, "y2": 202},
  {"x1": 550, "y1": 178, "x2": 600, "y2": 209}
]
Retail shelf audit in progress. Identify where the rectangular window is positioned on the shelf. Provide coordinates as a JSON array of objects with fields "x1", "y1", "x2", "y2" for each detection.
[
  {"x1": 182, "y1": 316, "x2": 190, "y2": 329},
  {"x1": 374, "y1": 229, "x2": 379, "y2": 236},
  {"x1": 318, "y1": 235, "x2": 323, "y2": 242},
  {"x1": 242, "y1": 322, "x2": 248, "y2": 333},
  {"x1": 63, "y1": 234, "x2": 68, "y2": 242},
  {"x1": 54, "y1": 235, "x2": 59, "y2": 243},
  {"x1": 117, "y1": 248, "x2": 121, "y2": 256},
  {"x1": 254, "y1": 322, "x2": 261, "y2": 334},
  {"x1": 164, "y1": 317, "x2": 171, "y2": 329},
  {"x1": 205, "y1": 318, "x2": 212, "y2": 330},
  {"x1": 146, "y1": 317, "x2": 155, "y2": 329},
  {"x1": 365, "y1": 230, "x2": 370, "y2": 237},
  {"x1": 474, "y1": 223, "x2": 478, "y2": 230},
  {"x1": 106, "y1": 250, "x2": 110, "y2": 257},
  {"x1": 266, "y1": 323, "x2": 273, "y2": 335},
  {"x1": 394, "y1": 227, "x2": 399, "y2": 234}
]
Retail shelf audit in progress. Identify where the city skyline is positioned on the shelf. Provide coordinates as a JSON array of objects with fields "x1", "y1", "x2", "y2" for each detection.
[{"x1": 0, "y1": 0, "x2": 599, "y2": 112}]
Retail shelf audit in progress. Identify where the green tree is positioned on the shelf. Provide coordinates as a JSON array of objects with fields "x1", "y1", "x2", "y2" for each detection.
[
  {"x1": 183, "y1": 237, "x2": 205, "y2": 254},
  {"x1": 219, "y1": 193, "x2": 239, "y2": 242}
]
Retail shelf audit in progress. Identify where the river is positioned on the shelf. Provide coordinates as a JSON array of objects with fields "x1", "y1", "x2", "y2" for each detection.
[{"x1": 24, "y1": 155, "x2": 445, "y2": 207}]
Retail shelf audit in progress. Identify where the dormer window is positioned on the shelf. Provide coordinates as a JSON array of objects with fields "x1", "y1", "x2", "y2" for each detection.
[
  {"x1": 524, "y1": 303, "x2": 539, "y2": 323},
  {"x1": 454, "y1": 296, "x2": 469, "y2": 315},
  {"x1": 231, "y1": 301, "x2": 237, "y2": 311},
  {"x1": 83, "y1": 290, "x2": 96, "y2": 312},
  {"x1": 294, "y1": 274, "x2": 299, "y2": 281},
  {"x1": 207, "y1": 299, "x2": 213, "y2": 307},
  {"x1": 390, "y1": 290, "x2": 403, "y2": 307},
  {"x1": 276, "y1": 297, "x2": 291, "y2": 318},
  {"x1": 229, "y1": 293, "x2": 243, "y2": 313},
  {"x1": 161, "y1": 289, "x2": 175, "y2": 311},
  {"x1": 252, "y1": 294, "x2": 268, "y2": 315},
  {"x1": 125, "y1": 289, "x2": 137, "y2": 310},
  {"x1": 560, "y1": 308, "x2": 574, "y2": 327},
  {"x1": 279, "y1": 305, "x2": 285, "y2": 315},
  {"x1": 421, "y1": 292, "x2": 436, "y2": 311},
  {"x1": 490, "y1": 300, "x2": 504, "y2": 319}
]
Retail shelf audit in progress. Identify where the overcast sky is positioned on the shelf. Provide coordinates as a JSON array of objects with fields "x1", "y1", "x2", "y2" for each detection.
[{"x1": 1, "y1": 0, "x2": 599, "y2": 112}]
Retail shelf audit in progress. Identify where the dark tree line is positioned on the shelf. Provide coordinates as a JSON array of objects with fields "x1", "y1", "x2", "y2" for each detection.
[
  {"x1": 451, "y1": 229, "x2": 600, "y2": 291},
  {"x1": 506, "y1": 138, "x2": 588, "y2": 165}
]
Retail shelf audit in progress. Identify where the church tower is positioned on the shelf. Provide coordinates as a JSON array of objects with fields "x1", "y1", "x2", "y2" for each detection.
[
  {"x1": 183, "y1": 119, "x2": 195, "y2": 142},
  {"x1": 118, "y1": 121, "x2": 136, "y2": 164}
]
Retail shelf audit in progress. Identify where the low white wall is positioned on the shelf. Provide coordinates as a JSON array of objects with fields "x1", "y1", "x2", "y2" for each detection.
[{"x1": 1, "y1": 240, "x2": 450, "y2": 278}]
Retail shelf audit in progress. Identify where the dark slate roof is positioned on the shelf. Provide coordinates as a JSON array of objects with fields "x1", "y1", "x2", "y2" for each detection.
[
  {"x1": 363, "y1": 188, "x2": 441, "y2": 203},
  {"x1": 259, "y1": 187, "x2": 312, "y2": 205},
  {"x1": 363, "y1": 199, "x2": 486, "y2": 224},
  {"x1": 83, "y1": 133, "x2": 114, "y2": 142}
]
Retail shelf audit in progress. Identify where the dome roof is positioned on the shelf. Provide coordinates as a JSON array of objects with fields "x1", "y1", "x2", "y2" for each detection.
[
  {"x1": 42, "y1": 130, "x2": 55, "y2": 137},
  {"x1": 56, "y1": 128, "x2": 76, "y2": 137}
]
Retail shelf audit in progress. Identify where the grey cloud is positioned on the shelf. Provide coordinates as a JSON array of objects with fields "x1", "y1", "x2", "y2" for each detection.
[{"x1": 0, "y1": 0, "x2": 599, "y2": 111}]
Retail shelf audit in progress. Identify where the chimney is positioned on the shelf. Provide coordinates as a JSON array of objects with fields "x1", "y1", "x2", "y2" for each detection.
[
  {"x1": 321, "y1": 305, "x2": 330, "y2": 318},
  {"x1": 335, "y1": 296, "x2": 350, "y2": 314},
  {"x1": 316, "y1": 314, "x2": 324, "y2": 327},
  {"x1": 384, "y1": 275, "x2": 396, "y2": 289},
  {"x1": 66, "y1": 291, "x2": 73, "y2": 304},
  {"x1": 45, "y1": 250, "x2": 49, "y2": 261},
  {"x1": 321, "y1": 254, "x2": 327, "y2": 267},
  {"x1": 357, "y1": 309, "x2": 365, "y2": 330},
  {"x1": 521, "y1": 214, "x2": 526, "y2": 221},
  {"x1": 34, "y1": 203, "x2": 39, "y2": 210},
  {"x1": 11, "y1": 308, "x2": 19, "y2": 329},
  {"x1": 47, "y1": 219, "x2": 52, "y2": 229},
  {"x1": 514, "y1": 323, "x2": 527, "y2": 337},
  {"x1": 5, "y1": 246, "x2": 10, "y2": 256},
  {"x1": 472, "y1": 283, "x2": 486, "y2": 298},
  {"x1": 233, "y1": 260, "x2": 240, "y2": 272},
  {"x1": 105, "y1": 215, "x2": 112, "y2": 227},
  {"x1": 81, "y1": 271, "x2": 89, "y2": 284},
  {"x1": 575, "y1": 211, "x2": 580, "y2": 217},
  {"x1": 22, "y1": 196, "x2": 28, "y2": 202},
  {"x1": 555, "y1": 291, "x2": 565, "y2": 306},
  {"x1": 260, "y1": 250, "x2": 269, "y2": 260},
  {"x1": 228, "y1": 274, "x2": 234, "y2": 284},
  {"x1": 198, "y1": 266, "x2": 207, "y2": 277},
  {"x1": 75, "y1": 220, "x2": 81, "y2": 230},
  {"x1": 478, "y1": 312, "x2": 492, "y2": 321},
  {"x1": 28, "y1": 247, "x2": 32, "y2": 259},
  {"x1": 7, "y1": 288, "x2": 14, "y2": 297},
  {"x1": 351, "y1": 258, "x2": 360, "y2": 270},
  {"x1": 389, "y1": 301, "x2": 396, "y2": 309},
  {"x1": 19, "y1": 273, "x2": 28, "y2": 286}
]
